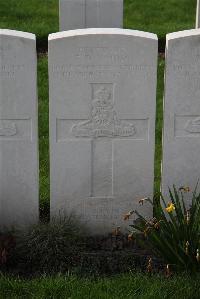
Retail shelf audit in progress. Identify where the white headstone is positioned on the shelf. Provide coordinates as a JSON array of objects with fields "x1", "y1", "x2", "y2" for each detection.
[
  {"x1": 49, "y1": 28, "x2": 157, "y2": 234},
  {"x1": 196, "y1": 0, "x2": 200, "y2": 28},
  {"x1": 162, "y1": 29, "x2": 200, "y2": 200},
  {"x1": 59, "y1": 0, "x2": 123, "y2": 31},
  {"x1": 0, "y1": 30, "x2": 39, "y2": 228}
]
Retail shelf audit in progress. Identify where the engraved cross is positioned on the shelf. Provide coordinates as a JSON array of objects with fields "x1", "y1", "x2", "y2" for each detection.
[
  {"x1": 71, "y1": 83, "x2": 136, "y2": 198},
  {"x1": 56, "y1": 83, "x2": 148, "y2": 199}
]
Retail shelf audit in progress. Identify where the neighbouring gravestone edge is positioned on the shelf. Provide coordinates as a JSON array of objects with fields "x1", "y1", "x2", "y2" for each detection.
[
  {"x1": 162, "y1": 28, "x2": 200, "y2": 203},
  {"x1": 166, "y1": 28, "x2": 200, "y2": 43},
  {"x1": 0, "y1": 29, "x2": 35, "y2": 40},
  {"x1": 0, "y1": 29, "x2": 39, "y2": 228},
  {"x1": 196, "y1": 0, "x2": 200, "y2": 28},
  {"x1": 59, "y1": 0, "x2": 123, "y2": 31}
]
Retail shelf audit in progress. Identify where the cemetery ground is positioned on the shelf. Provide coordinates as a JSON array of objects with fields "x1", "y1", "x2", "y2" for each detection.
[
  {"x1": 1, "y1": 0, "x2": 200, "y2": 297},
  {"x1": 1, "y1": 272, "x2": 200, "y2": 299}
]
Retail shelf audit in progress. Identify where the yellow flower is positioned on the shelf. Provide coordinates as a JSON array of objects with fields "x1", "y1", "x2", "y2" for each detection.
[{"x1": 166, "y1": 203, "x2": 175, "y2": 213}]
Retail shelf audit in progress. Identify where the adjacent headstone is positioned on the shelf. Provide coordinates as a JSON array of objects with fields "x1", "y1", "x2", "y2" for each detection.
[
  {"x1": 0, "y1": 30, "x2": 39, "y2": 228},
  {"x1": 162, "y1": 29, "x2": 200, "y2": 200},
  {"x1": 49, "y1": 28, "x2": 158, "y2": 234},
  {"x1": 59, "y1": 0, "x2": 123, "y2": 31},
  {"x1": 196, "y1": 0, "x2": 200, "y2": 28}
]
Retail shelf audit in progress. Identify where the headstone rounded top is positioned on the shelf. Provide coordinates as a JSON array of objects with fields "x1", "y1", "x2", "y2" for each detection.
[
  {"x1": 167, "y1": 29, "x2": 200, "y2": 42},
  {"x1": 49, "y1": 28, "x2": 157, "y2": 41},
  {"x1": 0, "y1": 29, "x2": 35, "y2": 40}
]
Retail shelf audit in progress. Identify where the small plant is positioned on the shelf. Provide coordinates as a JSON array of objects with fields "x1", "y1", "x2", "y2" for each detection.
[
  {"x1": 125, "y1": 185, "x2": 200, "y2": 272},
  {"x1": 13, "y1": 215, "x2": 86, "y2": 274}
]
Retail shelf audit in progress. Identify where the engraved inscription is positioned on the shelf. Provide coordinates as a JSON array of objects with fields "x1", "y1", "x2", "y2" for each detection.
[
  {"x1": 57, "y1": 118, "x2": 149, "y2": 141},
  {"x1": 56, "y1": 83, "x2": 149, "y2": 199},
  {"x1": 169, "y1": 61, "x2": 200, "y2": 93},
  {"x1": 0, "y1": 120, "x2": 17, "y2": 136},
  {"x1": 75, "y1": 47, "x2": 128, "y2": 63},
  {"x1": 83, "y1": 206, "x2": 121, "y2": 221},
  {"x1": 80, "y1": 199, "x2": 121, "y2": 221},
  {"x1": 0, "y1": 64, "x2": 24, "y2": 78},
  {"x1": 72, "y1": 84, "x2": 136, "y2": 138},
  {"x1": 175, "y1": 115, "x2": 200, "y2": 137},
  {"x1": 0, "y1": 119, "x2": 32, "y2": 141},
  {"x1": 51, "y1": 64, "x2": 156, "y2": 80},
  {"x1": 185, "y1": 117, "x2": 200, "y2": 133}
]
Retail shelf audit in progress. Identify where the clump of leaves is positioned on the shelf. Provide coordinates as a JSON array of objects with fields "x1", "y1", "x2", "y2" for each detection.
[
  {"x1": 14, "y1": 215, "x2": 86, "y2": 274},
  {"x1": 126, "y1": 186, "x2": 200, "y2": 272}
]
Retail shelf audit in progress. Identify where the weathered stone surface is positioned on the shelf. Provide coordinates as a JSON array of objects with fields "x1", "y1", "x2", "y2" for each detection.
[
  {"x1": 0, "y1": 30, "x2": 39, "y2": 228},
  {"x1": 162, "y1": 29, "x2": 200, "y2": 201},
  {"x1": 196, "y1": 0, "x2": 200, "y2": 28},
  {"x1": 49, "y1": 28, "x2": 157, "y2": 234},
  {"x1": 59, "y1": 0, "x2": 123, "y2": 31}
]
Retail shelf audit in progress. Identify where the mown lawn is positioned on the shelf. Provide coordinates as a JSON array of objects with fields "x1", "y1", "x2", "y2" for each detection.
[
  {"x1": 0, "y1": 272, "x2": 200, "y2": 299},
  {"x1": 124, "y1": 0, "x2": 196, "y2": 40},
  {"x1": 0, "y1": 0, "x2": 196, "y2": 44},
  {"x1": 38, "y1": 56, "x2": 50, "y2": 213},
  {"x1": 0, "y1": 0, "x2": 58, "y2": 44}
]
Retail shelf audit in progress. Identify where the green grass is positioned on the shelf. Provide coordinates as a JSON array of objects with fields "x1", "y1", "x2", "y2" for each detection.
[
  {"x1": 0, "y1": 272, "x2": 200, "y2": 299},
  {"x1": 38, "y1": 56, "x2": 50, "y2": 214},
  {"x1": 0, "y1": 0, "x2": 58, "y2": 44},
  {"x1": 0, "y1": 0, "x2": 196, "y2": 46},
  {"x1": 155, "y1": 57, "x2": 165, "y2": 194},
  {"x1": 124, "y1": 0, "x2": 196, "y2": 40}
]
